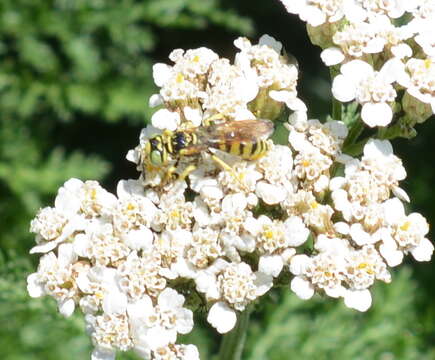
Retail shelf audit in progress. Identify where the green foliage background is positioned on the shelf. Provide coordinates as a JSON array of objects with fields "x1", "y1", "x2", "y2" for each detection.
[{"x1": 1, "y1": 1, "x2": 434, "y2": 359}]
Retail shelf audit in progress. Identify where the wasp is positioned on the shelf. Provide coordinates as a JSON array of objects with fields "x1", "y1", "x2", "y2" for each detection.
[{"x1": 141, "y1": 119, "x2": 274, "y2": 182}]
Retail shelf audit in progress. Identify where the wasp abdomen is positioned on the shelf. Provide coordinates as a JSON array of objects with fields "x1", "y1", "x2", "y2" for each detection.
[{"x1": 219, "y1": 140, "x2": 269, "y2": 160}]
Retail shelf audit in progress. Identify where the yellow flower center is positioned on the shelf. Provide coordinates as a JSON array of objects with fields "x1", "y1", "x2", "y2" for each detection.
[
  {"x1": 400, "y1": 221, "x2": 411, "y2": 232},
  {"x1": 264, "y1": 230, "x2": 274, "y2": 239},
  {"x1": 176, "y1": 73, "x2": 185, "y2": 83},
  {"x1": 170, "y1": 210, "x2": 180, "y2": 219},
  {"x1": 310, "y1": 201, "x2": 319, "y2": 209},
  {"x1": 358, "y1": 262, "x2": 374, "y2": 275}
]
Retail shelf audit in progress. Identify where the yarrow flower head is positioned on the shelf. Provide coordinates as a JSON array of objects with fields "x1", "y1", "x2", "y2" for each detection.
[
  {"x1": 28, "y1": 31, "x2": 433, "y2": 360},
  {"x1": 280, "y1": 0, "x2": 435, "y2": 129}
]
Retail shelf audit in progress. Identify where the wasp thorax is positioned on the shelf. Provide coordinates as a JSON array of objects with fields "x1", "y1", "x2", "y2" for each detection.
[{"x1": 173, "y1": 132, "x2": 189, "y2": 152}]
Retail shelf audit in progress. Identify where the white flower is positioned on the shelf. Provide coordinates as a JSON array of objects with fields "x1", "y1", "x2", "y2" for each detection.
[
  {"x1": 155, "y1": 229, "x2": 193, "y2": 279},
  {"x1": 332, "y1": 20, "x2": 387, "y2": 59},
  {"x1": 153, "y1": 191, "x2": 194, "y2": 231},
  {"x1": 379, "y1": 232, "x2": 404, "y2": 266},
  {"x1": 86, "y1": 312, "x2": 133, "y2": 354},
  {"x1": 207, "y1": 301, "x2": 237, "y2": 334},
  {"x1": 398, "y1": 58, "x2": 435, "y2": 113},
  {"x1": 321, "y1": 47, "x2": 345, "y2": 66},
  {"x1": 332, "y1": 60, "x2": 398, "y2": 127},
  {"x1": 74, "y1": 220, "x2": 131, "y2": 266},
  {"x1": 218, "y1": 160, "x2": 263, "y2": 193},
  {"x1": 27, "y1": 244, "x2": 78, "y2": 317},
  {"x1": 293, "y1": 146, "x2": 333, "y2": 188},
  {"x1": 29, "y1": 206, "x2": 86, "y2": 254},
  {"x1": 383, "y1": 198, "x2": 434, "y2": 262},
  {"x1": 196, "y1": 260, "x2": 265, "y2": 322},
  {"x1": 151, "y1": 109, "x2": 180, "y2": 131},
  {"x1": 128, "y1": 289, "x2": 193, "y2": 351},
  {"x1": 113, "y1": 180, "x2": 157, "y2": 251},
  {"x1": 243, "y1": 215, "x2": 308, "y2": 257},
  {"x1": 234, "y1": 35, "x2": 301, "y2": 113},
  {"x1": 255, "y1": 181, "x2": 287, "y2": 205},
  {"x1": 27, "y1": 33, "x2": 435, "y2": 357},
  {"x1": 152, "y1": 344, "x2": 200, "y2": 360},
  {"x1": 415, "y1": 25, "x2": 435, "y2": 57},
  {"x1": 279, "y1": 0, "x2": 344, "y2": 26},
  {"x1": 76, "y1": 265, "x2": 123, "y2": 315},
  {"x1": 202, "y1": 58, "x2": 257, "y2": 119},
  {"x1": 258, "y1": 255, "x2": 284, "y2": 277},
  {"x1": 361, "y1": 139, "x2": 406, "y2": 188},
  {"x1": 256, "y1": 145, "x2": 294, "y2": 185},
  {"x1": 344, "y1": 246, "x2": 391, "y2": 290},
  {"x1": 187, "y1": 227, "x2": 222, "y2": 269},
  {"x1": 290, "y1": 276, "x2": 315, "y2": 300},
  {"x1": 57, "y1": 178, "x2": 118, "y2": 218},
  {"x1": 342, "y1": 0, "x2": 407, "y2": 22},
  {"x1": 343, "y1": 289, "x2": 372, "y2": 312},
  {"x1": 117, "y1": 251, "x2": 166, "y2": 299}
]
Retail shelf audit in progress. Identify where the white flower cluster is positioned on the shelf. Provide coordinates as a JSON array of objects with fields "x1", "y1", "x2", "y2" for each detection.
[
  {"x1": 279, "y1": 0, "x2": 435, "y2": 128},
  {"x1": 27, "y1": 35, "x2": 433, "y2": 360},
  {"x1": 28, "y1": 179, "x2": 197, "y2": 360}
]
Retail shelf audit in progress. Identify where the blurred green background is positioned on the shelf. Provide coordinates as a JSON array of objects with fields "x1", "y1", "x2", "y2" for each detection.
[{"x1": 0, "y1": 1, "x2": 434, "y2": 359}]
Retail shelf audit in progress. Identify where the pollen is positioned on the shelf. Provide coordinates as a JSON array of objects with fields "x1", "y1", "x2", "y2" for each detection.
[
  {"x1": 176, "y1": 73, "x2": 185, "y2": 83},
  {"x1": 170, "y1": 210, "x2": 180, "y2": 219},
  {"x1": 310, "y1": 201, "x2": 319, "y2": 209},
  {"x1": 192, "y1": 55, "x2": 200, "y2": 63},
  {"x1": 357, "y1": 262, "x2": 374, "y2": 275},
  {"x1": 400, "y1": 221, "x2": 411, "y2": 232},
  {"x1": 264, "y1": 229, "x2": 274, "y2": 239},
  {"x1": 424, "y1": 58, "x2": 432, "y2": 69}
]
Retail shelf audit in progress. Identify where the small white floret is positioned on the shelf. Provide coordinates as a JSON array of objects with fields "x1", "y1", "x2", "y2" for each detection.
[
  {"x1": 321, "y1": 47, "x2": 345, "y2": 66},
  {"x1": 290, "y1": 276, "x2": 315, "y2": 300},
  {"x1": 207, "y1": 302, "x2": 237, "y2": 334},
  {"x1": 343, "y1": 289, "x2": 372, "y2": 312}
]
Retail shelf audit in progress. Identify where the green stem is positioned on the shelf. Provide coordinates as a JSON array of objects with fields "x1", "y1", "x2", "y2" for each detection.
[
  {"x1": 377, "y1": 115, "x2": 417, "y2": 140},
  {"x1": 218, "y1": 305, "x2": 253, "y2": 360},
  {"x1": 343, "y1": 119, "x2": 365, "y2": 155},
  {"x1": 332, "y1": 98, "x2": 342, "y2": 121}
]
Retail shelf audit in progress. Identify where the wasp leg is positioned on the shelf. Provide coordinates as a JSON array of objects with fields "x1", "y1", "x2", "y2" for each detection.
[
  {"x1": 178, "y1": 164, "x2": 197, "y2": 181},
  {"x1": 203, "y1": 113, "x2": 226, "y2": 127},
  {"x1": 210, "y1": 154, "x2": 249, "y2": 190},
  {"x1": 164, "y1": 166, "x2": 178, "y2": 183}
]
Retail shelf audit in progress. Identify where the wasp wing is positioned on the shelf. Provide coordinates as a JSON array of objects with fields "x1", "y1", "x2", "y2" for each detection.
[{"x1": 200, "y1": 119, "x2": 274, "y2": 147}]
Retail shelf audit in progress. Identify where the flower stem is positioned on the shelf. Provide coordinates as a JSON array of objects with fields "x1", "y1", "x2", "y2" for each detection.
[
  {"x1": 332, "y1": 98, "x2": 342, "y2": 121},
  {"x1": 377, "y1": 115, "x2": 417, "y2": 140},
  {"x1": 343, "y1": 119, "x2": 365, "y2": 156},
  {"x1": 217, "y1": 305, "x2": 253, "y2": 360}
]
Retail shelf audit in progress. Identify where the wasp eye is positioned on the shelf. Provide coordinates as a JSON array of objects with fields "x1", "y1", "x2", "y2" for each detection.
[{"x1": 150, "y1": 150, "x2": 163, "y2": 165}]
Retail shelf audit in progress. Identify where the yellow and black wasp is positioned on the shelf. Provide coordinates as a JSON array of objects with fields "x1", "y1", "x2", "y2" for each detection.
[{"x1": 141, "y1": 118, "x2": 274, "y2": 182}]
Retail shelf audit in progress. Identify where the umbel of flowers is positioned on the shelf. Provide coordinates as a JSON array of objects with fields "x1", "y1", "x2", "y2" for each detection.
[
  {"x1": 279, "y1": 0, "x2": 435, "y2": 130},
  {"x1": 27, "y1": 33, "x2": 433, "y2": 360}
]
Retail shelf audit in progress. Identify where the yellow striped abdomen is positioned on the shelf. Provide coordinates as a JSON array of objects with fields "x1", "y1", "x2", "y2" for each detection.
[{"x1": 218, "y1": 140, "x2": 270, "y2": 160}]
